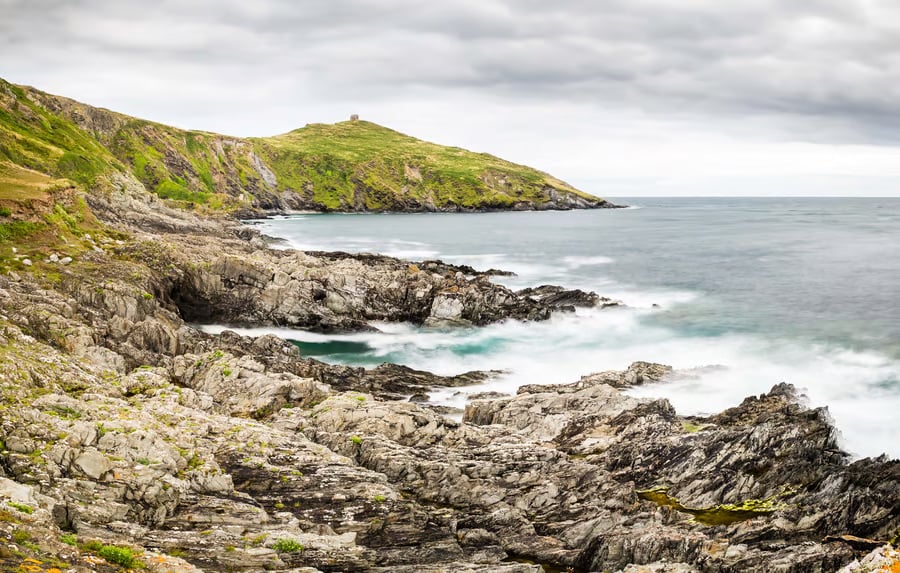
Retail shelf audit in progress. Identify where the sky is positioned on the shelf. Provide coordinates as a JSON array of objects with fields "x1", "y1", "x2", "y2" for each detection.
[{"x1": 2, "y1": 0, "x2": 900, "y2": 196}]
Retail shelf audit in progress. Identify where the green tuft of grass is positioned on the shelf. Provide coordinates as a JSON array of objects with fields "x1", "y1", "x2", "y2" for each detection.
[
  {"x1": 97, "y1": 544, "x2": 143, "y2": 569},
  {"x1": 271, "y1": 538, "x2": 303, "y2": 553}
]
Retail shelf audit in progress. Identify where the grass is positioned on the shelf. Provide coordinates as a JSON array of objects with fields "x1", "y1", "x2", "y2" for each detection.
[
  {"x1": 271, "y1": 538, "x2": 303, "y2": 553},
  {"x1": 82, "y1": 540, "x2": 144, "y2": 569},
  {"x1": 1, "y1": 76, "x2": 606, "y2": 216},
  {"x1": 252, "y1": 120, "x2": 601, "y2": 210},
  {"x1": 97, "y1": 544, "x2": 142, "y2": 569}
]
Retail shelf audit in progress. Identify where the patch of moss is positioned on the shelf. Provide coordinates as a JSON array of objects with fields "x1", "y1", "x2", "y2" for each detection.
[
  {"x1": 636, "y1": 486, "x2": 793, "y2": 526},
  {"x1": 7, "y1": 501, "x2": 34, "y2": 514}
]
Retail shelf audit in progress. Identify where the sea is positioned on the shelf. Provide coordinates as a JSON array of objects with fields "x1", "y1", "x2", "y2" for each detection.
[{"x1": 211, "y1": 198, "x2": 900, "y2": 459}]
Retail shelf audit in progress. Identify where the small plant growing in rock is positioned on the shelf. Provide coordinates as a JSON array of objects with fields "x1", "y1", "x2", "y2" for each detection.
[
  {"x1": 272, "y1": 538, "x2": 303, "y2": 553},
  {"x1": 8, "y1": 501, "x2": 33, "y2": 514},
  {"x1": 60, "y1": 533, "x2": 78, "y2": 546},
  {"x1": 222, "y1": 367, "x2": 232, "y2": 376},
  {"x1": 373, "y1": 494, "x2": 386, "y2": 504},
  {"x1": 350, "y1": 435, "x2": 362, "y2": 445},
  {"x1": 96, "y1": 543, "x2": 142, "y2": 569}
]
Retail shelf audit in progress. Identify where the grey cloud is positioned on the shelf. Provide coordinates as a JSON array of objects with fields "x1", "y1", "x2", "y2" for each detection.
[{"x1": 2, "y1": 0, "x2": 900, "y2": 142}]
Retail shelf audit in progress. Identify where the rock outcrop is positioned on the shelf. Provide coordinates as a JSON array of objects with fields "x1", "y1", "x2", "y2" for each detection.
[
  {"x1": 0, "y1": 149, "x2": 896, "y2": 572},
  {"x1": 1, "y1": 316, "x2": 897, "y2": 573}
]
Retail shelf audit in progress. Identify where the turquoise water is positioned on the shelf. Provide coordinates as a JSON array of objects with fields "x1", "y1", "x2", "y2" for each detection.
[{"x1": 222, "y1": 198, "x2": 900, "y2": 458}]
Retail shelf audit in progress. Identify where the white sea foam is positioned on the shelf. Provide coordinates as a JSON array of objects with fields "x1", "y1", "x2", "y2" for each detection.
[
  {"x1": 563, "y1": 255, "x2": 615, "y2": 267},
  {"x1": 230, "y1": 211, "x2": 900, "y2": 460},
  {"x1": 199, "y1": 303, "x2": 900, "y2": 459}
]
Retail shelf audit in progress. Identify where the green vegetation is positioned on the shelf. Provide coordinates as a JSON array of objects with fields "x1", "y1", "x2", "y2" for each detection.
[
  {"x1": 0, "y1": 80, "x2": 118, "y2": 189},
  {"x1": 373, "y1": 494, "x2": 386, "y2": 504},
  {"x1": 7, "y1": 501, "x2": 34, "y2": 514},
  {"x1": 253, "y1": 120, "x2": 599, "y2": 211},
  {"x1": 350, "y1": 435, "x2": 363, "y2": 445},
  {"x1": 81, "y1": 540, "x2": 144, "y2": 569},
  {"x1": 636, "y1": 486, "x2": 792, "y2": 526},
  {"x1": 271, "y1": 538, "x2": 303, "y2": 553},
  {"x1": 0, "y1": 76, "x2": 605, "y2": 219},
  {"x1": 97, "y1": 544, "x2": 143, "y2": 569},
  {"x1": 60, "y1": 533, "x2": 78, "y2": 546},
  {"x1": 681, "y1": 420, "x2": 704, "y2": 433}
]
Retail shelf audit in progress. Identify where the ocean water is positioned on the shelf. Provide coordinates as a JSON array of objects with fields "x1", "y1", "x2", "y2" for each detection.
[{"x1": 226, "y1": 198, "x2": 900, "y2": 459}]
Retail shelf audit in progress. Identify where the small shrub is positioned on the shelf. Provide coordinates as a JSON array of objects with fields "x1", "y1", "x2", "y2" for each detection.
[
  {"x1": 271, "y1": 538, "x2": 303, "y2": 553},
  {"x1": 222, "y1": 368, "x2": 232, "y2": 377},
  {"x1": 0, "y1": 206, "x2": 11, "y2": 217},
  {"x1": 350, "y1": 435, "x2": 362, "y2": 445},
  {"x1": 60, "y1": 533, "x2": 78, "y2": 546},
  {"x1": 12, "y1": 529, "x2": 30, "y2": 544},
  {"x1": 135, "y1": 457, "x2": 151, "y2": 466},
  {"x1": 373, "y1": 494, "x2": 386, "y2": 504},
  {"x1": 97, "y1": 544, "x2": 141, "y2": 569}
]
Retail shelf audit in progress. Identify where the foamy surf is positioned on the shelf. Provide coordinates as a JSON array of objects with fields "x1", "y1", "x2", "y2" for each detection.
[{"x1": 240, "y1": 203, "x2": 900, "y2": 460}]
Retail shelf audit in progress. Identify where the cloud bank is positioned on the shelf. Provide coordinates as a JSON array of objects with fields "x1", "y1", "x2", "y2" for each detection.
[{"x1": 2, "y1": 0, "x2": 900, "y2": 195}]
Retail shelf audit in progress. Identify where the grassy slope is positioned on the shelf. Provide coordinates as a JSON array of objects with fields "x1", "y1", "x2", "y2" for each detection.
[
  {"x1": 0, "y1": 80, "x2": 126, "y2": 272},
  {"x1": 0, "y1": 77, "x2": 608, "y2": 215},
  {"x1": 253, "y1": 121, "x2": 601, "y2": 210}
]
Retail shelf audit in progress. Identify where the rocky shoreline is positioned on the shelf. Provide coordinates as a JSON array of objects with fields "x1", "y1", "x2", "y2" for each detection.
[{"x1": 0, "y1": 187, "x2": 898, "y2": 573}]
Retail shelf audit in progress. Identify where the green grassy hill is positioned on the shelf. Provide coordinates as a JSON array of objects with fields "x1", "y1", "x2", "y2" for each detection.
[{"x1": 0, "y1": 77, "x2": 613, "y2": 215}]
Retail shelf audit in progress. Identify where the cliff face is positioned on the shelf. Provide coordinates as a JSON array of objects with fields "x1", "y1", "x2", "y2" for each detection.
[{"x1": 0, "y1": 78, "x2": 615, "y2": 214}]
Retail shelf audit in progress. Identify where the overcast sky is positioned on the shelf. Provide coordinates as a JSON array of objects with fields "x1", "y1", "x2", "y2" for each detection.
[{"x1": 2, "y1": 0, "x2": 900, "y2": 196}]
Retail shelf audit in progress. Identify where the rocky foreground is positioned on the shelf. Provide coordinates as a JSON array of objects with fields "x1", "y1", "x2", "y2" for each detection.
[{"x1": 0, "y1": 191, "x2": 898, "y2": 573}]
